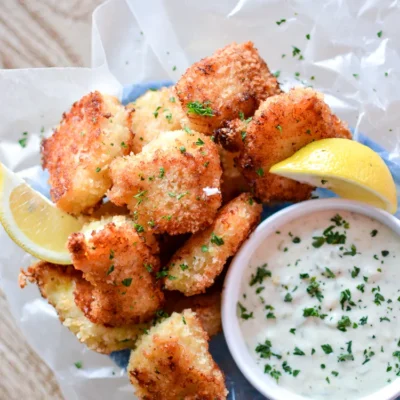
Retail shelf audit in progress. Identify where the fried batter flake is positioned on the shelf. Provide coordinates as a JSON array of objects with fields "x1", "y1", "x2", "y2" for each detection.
[
  {"x1": 128, "y1": 310, "x2": 228, "y2": 400},
  {"x1": 176, "y1": 41, "x2": 281, "y2": 135},
  {"x1": 164, "y1": 193, "x2": 262, "y2": 296},
  {"x1": 108, "y1": 130, "x2": 222, "y2": 235},
  {"x1": 42, "y1": 91, "x2": 133, "y2": 215},
  {"x1": 239, "y1": 87, "x2": 352, "y2": 203}
]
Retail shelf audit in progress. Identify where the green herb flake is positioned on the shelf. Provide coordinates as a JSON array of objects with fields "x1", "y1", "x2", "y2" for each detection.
[
  {"x1": 195, "y1": 138, "x2": 205, "y2": 146},
  {"x1": 187, "y1": 101, "x2": 214, "y2": 116},
  {"x1": 276, "y1": 125, "x2": 283, "y2": 132},
  {"x1": 211, "y1": 232, "x2": 224, "y2": 246},
  {"x1": 238, "y1": 302, "x2": 253, "y2": 320},
  {"x1": 250, "y1": 264, "x2": 272, "y2": 286},
  {"x1": 107, "y1": 265, "x2": 115, "y2": 275},
  {"x1": 351, "y1": 266, "x2": 360, "y2": 278},
  {"x1": 371, "y1": 229, "x2": 378, "y2": 237},
  {"x1": 290, "y1": 328, "x2": 296, "y2": 335},
  {"x1": 201, "y1": 245, "x2": 209, "y2": 253},
  {"x1": 122, "y1": 278, "x2": 133, "y2": 287},
  {"x1": 293, "y1": 347, "x2": 305, "y2": 356},
  {"x1": 284, "y1": 293, "x2": 293, "y2": 302},
  {"x1": 74, "y1": 361, "x2": 83, "y2": 369},
  {"x1": 276, "y1": 19, "x2": 286, "y2": 25},
  {"x1": 377, "y1": 30, "x2": 383, "y2": 38},
  {"x1": 256, "y1": 168, "x2": 264, "y2": 177},
  {"x1": 306, "y1": 34, "x2": 311, "y2": 40},
  {"x1": 321, "y1": 344, "x2": 333, "y2": 354},
  {"x1": 153, "y1": 106, "x2": 162, "y2": 118}
]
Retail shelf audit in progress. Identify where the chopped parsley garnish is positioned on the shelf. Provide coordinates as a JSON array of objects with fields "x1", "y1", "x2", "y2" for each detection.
[
  {"x1": 300, "y1": 273, "x2": 310, "y2": 279},
  {"x1": 303, "y1": 307, "x2": 327, "y2": 319},
  {"x1": 290, "y1": 328, "x2": 296, "y2": 335},
  {"x1": 312, "y1": 237, "x2": 325, "y2": 248},
  {"x1": 337, "y1": 316, "x2": 352, "y2": 332},
  {"x1": 256, "y1": 168, "x2": 264, "y2": 177},
  {"x1": 371, "y1": 229, "x2": 378, "y2": 237},
  {"x1": 332, "y1": 371, "x2": 339, "y2": 377},
  {"x1": 338, "y1": 353, "x2": 354, "y2": 362},
  {"x1": 95, "y1": 167, "x2": 101, "y2": 173},
  {"x1": 273, "y1": 70, "x2": 280, "y2": 78},
  {"x1": 306, "y1": 277, "x2": 324, "y2": 302},
  {"x1": 360, "y1": 316, "x2": 368, "y2": 325},
  {"x1": 276, "y1": 19, "x2": 286, "y2": 25},
  {"x1": 134, "y1": 223, "x2": 145, "y2": 233},
  {"x1": 382, "y1": 250, "x2": 389, "y2": 257},
  {"x1": 195, "y1": 138, "x2": 205, "y2": 146},
  {"x1": 211, "y1": 233, "x2": 224, "y2": 246},
  {"x1": 306, "y1": 33, "x2": 311, "y2": 40},
  {"x1": 293, "y1": 370, "x2": 300, "y2": 377},
  {"x1": 187, "y1": 101, "x2": 214, "y2": 116},
  {"x1": 276, "y1": 125, "x2": 283, "y2": 132},
  {"x1": 340, "y1": 289, "x2": 356, "y2": 310},
  {"x1": 153, "y1": 106, "x2": 161, "y2": 118},
  {"x1": 109, "y1": 250, "x2": 115, "y2": 260},
  {"x1": 324, "y1": 267, "x2": 336, "y2": 279},
  {"x1": 201, "y1": 245, "x2": 209, "y2": 252},
  {"x1": 159, "y1": 167, "x2": 165, "y2": 178},
  {"x1": 374, "y1": 292, "x2": 385, "y2": 306},
  {"x1": 249, "y1": 264, "x2": 272, "y2": 286},
  {"x1": 351, "y1": 266, "x2": 360, "y2": 278},
  {"x1": 264, "y1": 365, "x2": 282, "y2": 382},
  {"x1": 284, "y1": 293, "x2": 293, "y2": 302},
  {"x1": 292, "y1": 236, "x2": 301, "y2": 244},
  {"x1": 169, "y1": 96, "x2": 176, "y2": 103},
  {"x1": 380, "y1": 316, "x2": 391, "y2": 322},
  {"x1": 321, "y1": 344, "x2": 333, "y2": 354},
  {"x1": 122, "y1": 278, "x2": 132, "y2": 287},
  {"x1": 355, "y1": 283, "x2": 366, "y2": 294},
  {"x1": 293, "y1": 347, "x2": 305, "y2": 356},
  {"x1": 179, "y1": 146, "x2": 186, "y2": 153},
  {"x1": 377, "y1": 30, "x2": 383, "y2": 38},
  {"x1": 238, "y1": 302, "x2": 253, "y2": 320},
  {"x1": 74, "y1": 361, "x2": 83, "y2": 369},
  {"x1": 182, "y1": 316, "x2": 186, "y2": 324},
  {"x1": 292, "y1": 46, "x2": 301, "y2": 57},
  {"x1": 133, "y1": 190, "x2": 147, "y2": 205},
  {"x1": 343, "y1": 244, "x2": 357, "y2": 256},
  {"x1": 144, "y1": 264, "x2": 153, "y2": 273},
  {"x1": 107, "y1": 265, "x2": 114, "y2": 275},
  {"x1": 180, "y1": 263, "x2": 189, "y2": 271}
]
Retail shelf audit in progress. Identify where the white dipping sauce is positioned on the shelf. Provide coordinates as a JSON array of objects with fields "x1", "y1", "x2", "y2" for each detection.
[{"x1": 238, "y1": 210, "x2": 400, "y2": 399}]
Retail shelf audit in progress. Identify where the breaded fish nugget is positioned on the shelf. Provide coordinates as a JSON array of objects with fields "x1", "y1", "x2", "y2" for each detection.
[
  {"x1": 164, "y1": 290, "x2": 222, "y2": 338},
  {"x1": 127, "y1": 87, "x2": 186, "y2": 153},
  {"x1": 108, "y1": 130, "x2": 222, "y2": 235},
  {"x1": 164, "y1": 193, "x2": 262, "y2": 296},
  {"x1": 239, "y1": 87, "x2": 352, "y2": 203},
  {"x1": 128, "y1": 310, "x2": 228, "y2": 400},
  {"x1": 176, "y1": 41, "x2": 281, "y2": 135},
  {"x1": 42, "y1": 91, "x2": 133, "y2": 215},
  {"x1": 19, "y1": 262, "x2": 149, "y2": 354},
  {"x1": 68, "y1": 216, "x2": 163, "y2": 326}
]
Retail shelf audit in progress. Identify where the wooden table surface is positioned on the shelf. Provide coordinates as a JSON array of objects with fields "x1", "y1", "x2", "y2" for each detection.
[{"x1": 0, "y1": 1, "x2": 103, "y2": 399}]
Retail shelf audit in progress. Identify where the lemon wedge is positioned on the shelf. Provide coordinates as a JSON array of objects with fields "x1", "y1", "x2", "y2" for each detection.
[
  {"x1": 0, "y1": 163, "x2": 83, "y2": 264},
  {"x1": 270, "y1": 138, "x2": 398, "y2": 214}
]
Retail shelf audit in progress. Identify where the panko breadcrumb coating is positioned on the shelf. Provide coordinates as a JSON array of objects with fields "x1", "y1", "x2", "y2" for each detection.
[
  {"x1": 128, "y1": 310, "x2": 228, "y2": 400},
  {"x1": 164, "y1": 193, "x2": 262, "y2": 296},
  {"x1": 127, "y1": 87, "x2": 186, "y2": 153},
  {"x1": 108, "y1": 130, "x2": 222, "y2": 235},
  {"x1": 42, "y1": 91, "x2": 133, "y2": 215},
  {"x1": 68, "y1": 216, "x2": 163, "y2": 326},
  {"x1": 215, "y1": 118, "x2": 248, "y2": 153},
  {"x1": 176, "y1": 41, "x2": 281, "y2": 135},
  {"x1": 19, "y1": 262, "x2": 149, "y2": 354},
  {"x1": 239, "y1": 87, "x2": 352, "y2": 203},
  {"x1": 165, "y1": 290, "x2": 222, "y2": 338}
]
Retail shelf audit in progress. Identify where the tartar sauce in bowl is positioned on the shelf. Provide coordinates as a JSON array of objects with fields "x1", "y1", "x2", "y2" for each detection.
[{"x1": 230, "y1": 202, "x2": 400, "y2": 400}]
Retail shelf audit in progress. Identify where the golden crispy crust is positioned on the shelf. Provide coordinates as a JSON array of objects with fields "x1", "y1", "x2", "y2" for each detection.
[
  {"x1": 108, "y1": 130, "x2": 222, "y2": 235},
  {"x1": 239, "y1": 87, "x2": 352, "y2": 203},
  {"x1": 42, "y1": 91, "x2": 133, "y2": 215},
  {"x1": 127, "y1": 87, "x2": 187, "y2": 153},
  {"x1": 214, "y1": 118, "x2": 247, "y2": 153},
  {"x1": 128, "y1": 310, "x2": 227, "y2": 400},
  {"x1": 19, "y1": 262, "x2": 150, "y2": 353},
  {"x1": 68, "y1": 216, "x2": 164, "y2": 326},
  {"x1": 164, "y1": 290, "x2": 222, "y2": 338},
  {"x1": 176, "y1": 41, "x2": 281, "y2": 135},
  {"x1": 164, "y1": 193, "x2": 262, "y2": 296}
]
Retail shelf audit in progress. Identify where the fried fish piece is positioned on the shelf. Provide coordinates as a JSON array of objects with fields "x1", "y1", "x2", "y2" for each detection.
[
  {"x1": 68, "y1": 215, "x2": 163, "y2": 326},
  {"x1": 19, "y1": 262, "x2": 149, "y2": 354},
  {"x1": 128, "y1": 310, "x2": 228, "y2": 400},
  {"x1": 164, "y1": 290, "x2": 222, "y2": 338},
  {"x1": 108, "y1": 130, "x2": 222, "y2": 235},
  {"x1": 42, "y1": 91, "x2": 133, "y2": 215},
  {"x1": 164, "y1": 193, "x2": 262, "y2": 296},
  {"x1": 176, "y1": 41, "x2": 281, "y2": 135},
  {"x1": 239, "y1": 87, "x2": 352, "y2": 203},
  {"x1": 127, "y1": 87, "x2": 186, "y2": 153}
]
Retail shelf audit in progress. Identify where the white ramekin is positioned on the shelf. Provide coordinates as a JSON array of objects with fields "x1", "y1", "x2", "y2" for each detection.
[{"x1": 222, "y1": 198, "x2": 400, "y2": 400}]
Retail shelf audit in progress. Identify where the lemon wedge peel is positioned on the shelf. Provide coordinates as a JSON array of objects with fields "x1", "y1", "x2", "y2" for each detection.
[
  {"x1": 0, "y1": 164, "x2": 83, "y2": 264},
  {"x1": 270, "y1": 139, "x2": 398, "y2": 214}
]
